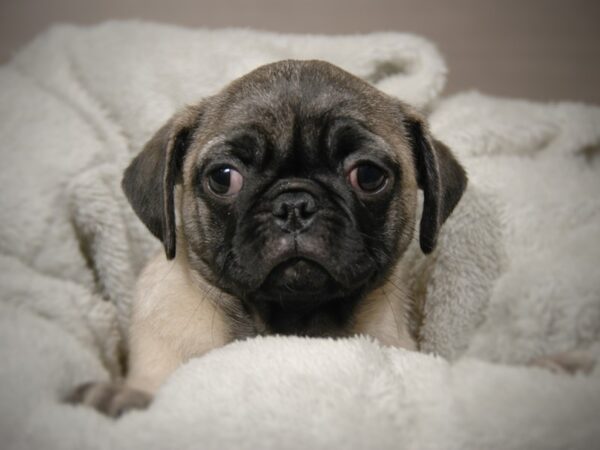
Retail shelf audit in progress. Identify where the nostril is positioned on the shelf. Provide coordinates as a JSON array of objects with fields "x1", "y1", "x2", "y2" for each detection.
[
  {"x1": 273, "y1": 202, "x2": 288, "y2": 219},
  {"x1": 298, "y1": 198, "x2": 317, "y2": 218}
]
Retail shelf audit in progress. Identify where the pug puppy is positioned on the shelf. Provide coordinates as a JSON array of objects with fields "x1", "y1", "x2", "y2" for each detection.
[{"x1": 70, "y1": 60, "x2": 467, "y2": 417}]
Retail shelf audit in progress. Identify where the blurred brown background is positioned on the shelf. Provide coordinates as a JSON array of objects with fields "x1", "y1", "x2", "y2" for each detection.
[{"x1": 1, "y1": 0, "x2": 599, "y2": 103}]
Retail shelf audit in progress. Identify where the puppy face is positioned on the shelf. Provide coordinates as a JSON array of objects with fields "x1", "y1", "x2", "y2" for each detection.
[{"x1": 123, "y1": 60, "x2": 466, "y2": 334}]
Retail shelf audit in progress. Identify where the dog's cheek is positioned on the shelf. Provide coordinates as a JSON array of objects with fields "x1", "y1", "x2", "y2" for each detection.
[
  {"x1": 228, "y1": 216, "x2": 274, "y2": 286},
  {"x1": 356, "y1": 193, "x2": 400, "y2": 252},
  {"x1": 202, "y1": 198, "x2": 265, "y2": 291},
  {"x1": 389, "y1": 188, "x2": 418, "y2": 255},
  {"x1": 181, "y1": 194, "x2": 209, "y2": 250},
  {"x1": 359, "y1": 190, "x2": 415, "y2": 279},
  {"x1": 180, "y1": 192, "x2": 231, "y2": 275}
]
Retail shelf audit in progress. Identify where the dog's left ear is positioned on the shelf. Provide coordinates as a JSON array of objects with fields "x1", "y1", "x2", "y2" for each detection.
[
  {"x1": 122, "y1": 105, "x2": 202, "y2": 260},
  {"x1": 403, "y1": 108, "x2": 468, "y2": 254}
]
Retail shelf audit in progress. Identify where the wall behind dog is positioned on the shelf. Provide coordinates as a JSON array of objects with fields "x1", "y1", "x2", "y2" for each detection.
[{"x1": 1, "y1": 0, "x2": 598, "y2": 103}]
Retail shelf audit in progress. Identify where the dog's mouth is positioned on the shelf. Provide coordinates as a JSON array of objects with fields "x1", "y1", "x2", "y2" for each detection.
[
  {"x1": 244, "y1": 255, "x2": 372, "y2": 336},
  {"x1": 258, "y1": 257, "x2": 339, "y2": 301},
  {"x1": 229, "y1": 232, "x2": 378, "y2": 307}
]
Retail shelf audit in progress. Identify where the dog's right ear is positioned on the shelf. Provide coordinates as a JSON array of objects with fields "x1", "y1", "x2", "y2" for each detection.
[{"x1": 122, "y1": 105, "x2": 202, "y2": 260}]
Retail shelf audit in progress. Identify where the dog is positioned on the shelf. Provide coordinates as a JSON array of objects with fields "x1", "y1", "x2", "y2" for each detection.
[{"x1": 69, "y1": 60, "x2": 468, "y2": 417}]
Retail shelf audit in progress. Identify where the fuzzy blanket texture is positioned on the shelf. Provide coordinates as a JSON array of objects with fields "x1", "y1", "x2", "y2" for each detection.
[{"x1": 0, "y1": 21, "x2": 599, "y2": 450}]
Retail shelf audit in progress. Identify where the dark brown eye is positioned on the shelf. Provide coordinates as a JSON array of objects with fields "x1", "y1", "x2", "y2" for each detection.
[
  {"x1": 349, "y1": 164, "x2": 387, "y2": 193},
  {"x1": 207, "y1": 166, "x2": 243, "y2": 196}
]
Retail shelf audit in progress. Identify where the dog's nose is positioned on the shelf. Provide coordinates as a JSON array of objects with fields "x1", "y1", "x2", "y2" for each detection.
[{"x1": 272, "y1": 191, "x2": 318, "y2": 232}]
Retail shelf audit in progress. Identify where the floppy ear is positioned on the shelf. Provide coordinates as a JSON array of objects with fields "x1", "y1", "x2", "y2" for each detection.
[
  {"x1": 404, "y1": 110, "x2": 468, "y2": 254},
  {"x1": 122, "y1": 106, "x2": 201, "y2": 260}
]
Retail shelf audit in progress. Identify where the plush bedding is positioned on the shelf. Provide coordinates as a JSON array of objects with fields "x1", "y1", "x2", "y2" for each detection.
[{"x1": 1, "y1": 21, "x2": 599, "y2": 449}]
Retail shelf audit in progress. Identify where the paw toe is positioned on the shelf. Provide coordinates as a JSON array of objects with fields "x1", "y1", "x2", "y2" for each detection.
[{"x1": 67, "y1": 381, "x2": 152, "y2": 417}]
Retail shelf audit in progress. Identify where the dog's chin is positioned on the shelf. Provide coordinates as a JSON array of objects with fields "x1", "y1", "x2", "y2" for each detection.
[{"x1": 254, "y1": 257, "x2": 347, "y2": 303}]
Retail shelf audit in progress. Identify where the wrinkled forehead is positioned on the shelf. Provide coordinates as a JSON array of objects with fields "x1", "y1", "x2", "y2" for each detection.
[
  {"x1": 206, "y1": 69, "x2": 393, "y2": 151},
  {"x1": 226, "y1": 75, "x2": 371, "y2": 122}
]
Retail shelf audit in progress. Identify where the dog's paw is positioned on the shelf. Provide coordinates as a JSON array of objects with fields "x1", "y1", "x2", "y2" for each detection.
[
  {"x1": 529, "y1": 351, "x2": 596, "y2": 375},
  {"x1": 67, "y1": 381, "x2": 152, "y2": 418}
]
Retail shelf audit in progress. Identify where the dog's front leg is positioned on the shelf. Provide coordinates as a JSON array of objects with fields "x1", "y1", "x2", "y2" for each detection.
[{"x1": 69, "y1": 253, "x2": 232, "y2": 417}]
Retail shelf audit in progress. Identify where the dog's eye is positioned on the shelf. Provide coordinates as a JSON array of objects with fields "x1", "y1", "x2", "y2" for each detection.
[
  {"x1": 349, "y1": 164, "x2": 387, "y2": 193},
  {"x1": 207, "y1": 166, "x2": 243, "y2": 196}
]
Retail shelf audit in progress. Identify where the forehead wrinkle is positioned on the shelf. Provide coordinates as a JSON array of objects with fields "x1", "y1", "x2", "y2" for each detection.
[
  {"x1": 193, "y1": 125, "x2": 273, "y2": 171},
  {"x1": 204, "y1": 74, "x2": 398, "y2": 171},
  {"x1": 195, "y1": 135, "x2": 227, "y2": 161},
  {"x1": 221, "y1": 94, "x2": 296, "y2": 142}
]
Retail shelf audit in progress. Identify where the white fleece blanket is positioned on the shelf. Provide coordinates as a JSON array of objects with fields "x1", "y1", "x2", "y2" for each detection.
[{"x1": 1, "y1": 21, "x2": 599, "y2": 450}]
